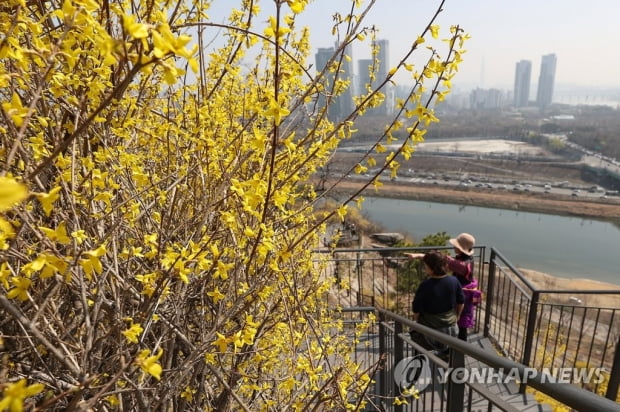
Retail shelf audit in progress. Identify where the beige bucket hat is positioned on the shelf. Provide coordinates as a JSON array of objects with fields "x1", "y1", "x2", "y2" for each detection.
[{"x1": 449, "y1": 233, "x2": 476, "y2": 256}]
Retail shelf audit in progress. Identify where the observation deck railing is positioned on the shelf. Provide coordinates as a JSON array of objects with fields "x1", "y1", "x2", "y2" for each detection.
[{"x1": 315, "y1": 246, "x2": 620, "y2": 410}]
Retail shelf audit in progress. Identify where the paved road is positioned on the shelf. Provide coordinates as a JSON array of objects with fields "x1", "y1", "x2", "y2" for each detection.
[
  {"x1": 337, "y1": 137, "x2": 620, "y2": 201},
  {"x1": 347, "y1": 170, "x2": 616, "y2": 201}
]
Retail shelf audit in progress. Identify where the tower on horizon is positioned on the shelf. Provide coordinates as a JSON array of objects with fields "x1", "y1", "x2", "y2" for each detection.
[
  {"x1": 357, "y1": 39, "x2": 391, "y2": 116},
  {"x1": 315, "y1": 46, "x2": 333, "y2": 118},
  {"x1": 513, "y1": 60, "x2": 532, "y2": 107},
  {"x1": 358, "y1": 58, "x2": 373, "y2": 93},
  {"x1": 375, "y1": 39, "x2": 391, "y2": 115},
  {"x1": 314, "y1": 43, "x2": 354, "y2": 122},
  {"x1": 536, "y1": 53, "x2": 557, "y2": 108}
]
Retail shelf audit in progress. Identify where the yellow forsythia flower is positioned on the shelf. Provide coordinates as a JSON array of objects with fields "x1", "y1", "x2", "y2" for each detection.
[
  {"x1": 207, "y1": 287, "x2": 225, "y2": 304},
  {"x1": 1, "y1": 92, "x2": 30, "y2": 127},
  {"x1": 0, "y1": 262, "x2": 11, "y2": 289},
  {"x1": 136, "y1": 349, "x2": 163, "y2": 380},
  {"x1": 39, "y1": 221, "x2": 71, "y2": 245},
  {"x1": 0, "y1": 379, "x2": 44, "y2": 411},
  {"x1": 0, "y1": 177, "x2": 28, "y2": 212},
  {"x1": 286, "y1": 0, "x2": 306, "y2": 13},
  {"x1": 34, "y1": 186, "x2": 61, "y2": 217},
  {"x1": 336, "y1": 205, "x2": 347, "y2": 222},
  {"x1": 265, "y1": 98, "x2": 290, "y2": 126},
  {"x1": 394, "y1": 396, "x2": 409, "y2": 405},
  {"x1": 123, "y1": 14, "x2": 150, "y2": 39},
  {"x1": 212, "y1": 332, "x2": 229, "y2": 353},
  {"x1": 180, "y1": 386, "x2": 196, "y2": 401},
  {"x1": 71, "y1": 229, "x2": 87, "y2": 245},
  {"x1": 79, "y1": 244, "x2": 106, "y2": 280},
  {"x1": 7, "y1": 277, "x2": 31, "y2": 301},
  {"x1": 122, "y1": 322, "x2": 144, "y2": 344}
]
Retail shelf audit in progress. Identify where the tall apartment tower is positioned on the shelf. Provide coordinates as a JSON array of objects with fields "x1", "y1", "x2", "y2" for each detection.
[
  {"x1": 375, "y1": 39, "x2": 389, "y2": 82},
  {"x1": 357, "y1": 59, "x2": 373, "y2": 94},
  {"x1": 357, "y1": 39, "x2": 391, "y2": 116},
  {"x1": 315, "y1": 46, "x2": 334, "y2": 118},
  {"x1": 375, "y1": 39, "x2": 391, "y2": 115},
  {"x1": 536, "y1": 53, "x2": 557, "y2": 108},
  {"x1": 513, "y1": 60, "x2": 532, "y2": 107},
  {"x1": 314, "y1": 43, "x2": 354, "y2": 122},
  {"x1": 336, "y1": 42, "x2": 354, "y2": 120}
]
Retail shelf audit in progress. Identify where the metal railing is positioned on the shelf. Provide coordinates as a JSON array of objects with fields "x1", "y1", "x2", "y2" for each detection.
[
  {"x1": 316, "y1": 245, "x2": 620, "y2": 407},
  {"x1": 315, "y1": 245, "x2": 487, "y2": 321},
  {"x1": 485, "y1": 248, "x2": 620, "y2": 399},
  {"x1": 339, "y1": 306, "x2": 620, "y2": 411}
]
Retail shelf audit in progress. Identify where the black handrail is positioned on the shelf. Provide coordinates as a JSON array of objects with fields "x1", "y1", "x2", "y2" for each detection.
[
  {"x1": 487, "y1": 247, "x2": 620, "y2": 399},
  {"x1": 321, "y1": 245, "x2": 620, "y2": 403},
  {"x1": 377, "y1": 307, "x2": 620, "y2": 411},
  {"x1": 489, "y1": 247, "x2": 620, "y2": 296}
]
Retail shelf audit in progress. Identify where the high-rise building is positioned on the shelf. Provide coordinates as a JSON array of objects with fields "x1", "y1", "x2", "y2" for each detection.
[
  {"x1": 513, "y1": 60, "x2": 531, "y2": 107},
  {"x1": 336, "y1": 42, "x2": 354, "y2": 120},
  {"x1": 314, "y1": 43, "x2": 354, "y2": 122},
  {"x1": 356, "y1": 39, "x2": 391, "y2": 116},
  {"x1": 470, "y1": 88, "x2": 506, "y2": 110},
  {"x1": 375, "y1": 39, "x2": 390, "y2": 115},
  {"x1": 536, "y1": 54, "x2": 557, "y2": 108},
  {"x1": 375, "y1": 39, "x2": 389, "y2": 81},
  {"x1": 315, "y1": 46, "x2": 335, "y2": 119},
  {"x1": 357, "y1": 59, "x2": 373, "y2": 93},
  {"x1": 357, "y1": 58, "x2": 375, "y2": 115}
]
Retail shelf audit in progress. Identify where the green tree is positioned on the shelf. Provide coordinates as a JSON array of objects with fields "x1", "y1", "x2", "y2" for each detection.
[
  {"x1": 0, "y1": 0, "x2": 466, "y2": 409},
  {"x1": 396, "y1": 231, "x2": 450, "y2": 292}
]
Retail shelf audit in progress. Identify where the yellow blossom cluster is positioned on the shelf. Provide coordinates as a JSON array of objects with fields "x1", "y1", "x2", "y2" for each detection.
[{"x1": 0, "y1": 0, "x2": 466, "y2": 410}]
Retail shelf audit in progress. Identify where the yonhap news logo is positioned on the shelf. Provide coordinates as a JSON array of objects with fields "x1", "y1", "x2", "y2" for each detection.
[
  {"x1": 394, "y1": 355, "x2": 605, "y2": 397},
  {"x1": 393, "y1": 355, "x2": 433, "y2": 394}
]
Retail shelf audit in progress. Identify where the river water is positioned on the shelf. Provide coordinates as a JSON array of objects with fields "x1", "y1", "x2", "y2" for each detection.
[{"x1": 359, "y1": 196, "x2": 620, "y2": 286}]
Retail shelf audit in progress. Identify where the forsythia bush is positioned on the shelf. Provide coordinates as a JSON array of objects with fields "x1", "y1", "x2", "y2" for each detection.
[{"x1": 0, "y1": 0, "x2": 466, "y2": 409}]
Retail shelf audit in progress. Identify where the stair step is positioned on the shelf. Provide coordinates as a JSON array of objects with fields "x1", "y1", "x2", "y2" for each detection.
[{"x1": 498, "y1": 393, "x2": 554, "y2": 412}]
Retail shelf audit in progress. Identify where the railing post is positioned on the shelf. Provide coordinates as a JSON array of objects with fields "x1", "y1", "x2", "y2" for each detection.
[
  {"x1": 356, "y1": 248, "x2": 362, "y2": 306},
  {"x1": 522, "y1": 291, "x2": 539, "y2": 366},
  {"x1": 378, "y1": 311, "x2": 388, "y2": 407},
  {"x1": 520, "y1": 291, "x2": 540, "y2": 393},
  {"x1": 606, "y1": 336, "x2": 620, "y2": 401},
  {"x1": 447, "y1": 348, "x2": 465, "y2": 412},
  {"x1": 483, "y1": 248, "x2": 497, "y2": 338},
  {"x1": 394, "y1": 321, "x2": 404, "y2": 368},
  {"x1": 394, "y1": 321, "x2": 404, "y2": 412}
]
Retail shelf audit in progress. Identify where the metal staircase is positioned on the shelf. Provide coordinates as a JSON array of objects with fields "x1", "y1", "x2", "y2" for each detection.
[{"x1": 324, "y1": 244, "x2": 620, "y2": 411}]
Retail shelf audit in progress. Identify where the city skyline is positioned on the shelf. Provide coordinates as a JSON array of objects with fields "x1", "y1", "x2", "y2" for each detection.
[
  {"x1": 294, "y1": 0, "x2": 620, "y2": 91},
  {"x1": 315, "y1": 45, "x2": 611, "y2": 111},
  {"x1": 202, "y1": 0, "x2": 620, "y2": 105}
]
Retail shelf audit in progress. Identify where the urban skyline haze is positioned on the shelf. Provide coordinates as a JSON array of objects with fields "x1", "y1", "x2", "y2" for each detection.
[{"x1": 295, "y1": 0, "x2": 620, "y2": 91}]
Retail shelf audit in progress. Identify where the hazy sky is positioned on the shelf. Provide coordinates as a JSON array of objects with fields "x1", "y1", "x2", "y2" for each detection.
[
  {"x1": 207, "y1": 1, "x2": 620, "y2": 91},
  {"x1": 297, "y1": 0, "x2": 620, "y2": 91}
]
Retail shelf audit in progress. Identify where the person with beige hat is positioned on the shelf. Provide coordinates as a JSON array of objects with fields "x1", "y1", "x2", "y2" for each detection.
[
  {"x1": 449, "y1": 233, "x2": 475, "y2": 257},
  {"x1": 446, "y1": 233, "x2": 481, "y2": 342}
]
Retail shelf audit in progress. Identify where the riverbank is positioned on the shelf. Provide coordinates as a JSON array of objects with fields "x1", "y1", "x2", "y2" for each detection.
[
  {"x1": 518, "y1": 269, "x2": 620, "y2": 307},
  {"x1": 325, "y1": 179, "x2": 620, "y2": 296},
  {"x1": 326, "y1": 179, "x2": 620, "y2": 223}
]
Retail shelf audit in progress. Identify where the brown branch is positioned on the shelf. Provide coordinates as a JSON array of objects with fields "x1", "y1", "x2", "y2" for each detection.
[{"x1": 0, "y1": 295, "x2": 82, "y2": 377}]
